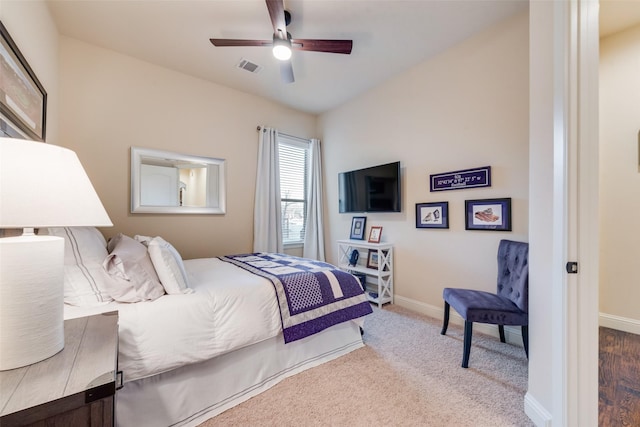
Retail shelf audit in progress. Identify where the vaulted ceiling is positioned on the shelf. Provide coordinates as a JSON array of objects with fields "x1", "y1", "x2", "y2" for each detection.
[{"x1": 46, "y1": 0, "x2": 640, "y2": 114}]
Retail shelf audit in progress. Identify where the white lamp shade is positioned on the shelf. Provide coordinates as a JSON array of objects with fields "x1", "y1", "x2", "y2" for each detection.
[{"x1": 0, "y1": 137, "x2": 112, "y2": 228}]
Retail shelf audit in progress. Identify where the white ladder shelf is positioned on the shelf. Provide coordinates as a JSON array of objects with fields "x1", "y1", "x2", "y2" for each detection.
[{"x1": 337, "y1": 239, "x2": 394, "y2": 308}]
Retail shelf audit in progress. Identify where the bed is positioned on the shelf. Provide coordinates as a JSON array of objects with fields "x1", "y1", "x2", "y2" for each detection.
[{"x1": 55, "y1": 227, "x2": 371, "y2": 427}]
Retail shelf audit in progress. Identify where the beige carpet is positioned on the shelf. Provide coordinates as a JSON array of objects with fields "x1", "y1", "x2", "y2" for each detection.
[{"x1": 200, "y1": 305, "x2": 534, "y2": 426}]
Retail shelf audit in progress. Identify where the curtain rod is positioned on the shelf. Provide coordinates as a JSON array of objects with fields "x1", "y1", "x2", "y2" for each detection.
[{"x1": 256, "y1": 125, "x2": 311, "y2": 143}]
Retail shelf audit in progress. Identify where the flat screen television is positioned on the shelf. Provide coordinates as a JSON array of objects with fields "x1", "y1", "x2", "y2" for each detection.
[{"x1": 338, "y1": 161, "x2": 401, "y2": 213}]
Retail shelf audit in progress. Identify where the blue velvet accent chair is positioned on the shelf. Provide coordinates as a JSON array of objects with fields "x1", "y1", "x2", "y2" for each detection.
[{"x1": 441, "y1": 239, "x2": 529, "y2": 368}]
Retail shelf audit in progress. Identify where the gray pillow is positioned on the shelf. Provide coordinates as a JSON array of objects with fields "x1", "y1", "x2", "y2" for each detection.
[{"x1": 102, "y1": 234, "x2": 165, "y2": 302}]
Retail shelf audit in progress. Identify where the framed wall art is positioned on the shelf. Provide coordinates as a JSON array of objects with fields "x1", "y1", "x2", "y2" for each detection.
[
  {"x1": 0, "y1": 111, "x2": 29, "y2": 139},
  {"x1": 416, "y1": 202, "x2": 449, "y2": 229},
  {"x1": 349, "y1": 216, "x2": 367, "y2": 240},
  {"x1": 465, "y1": 198, "x2": 512, "y2": 231},
  {"x1": 0, "y1": 21, "x2": 47, "y2": 141}
]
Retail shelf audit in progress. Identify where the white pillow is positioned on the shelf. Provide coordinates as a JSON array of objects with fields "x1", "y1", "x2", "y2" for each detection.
[
  {"x1": 146, "y1": 236, "x2": 193, "y2": 295},
  {"x1": 103, "y1": 234, "x2": 165, "y2": 302},
  {"x1": 47, "y1": 227, "x2": 114, "y2": 306}
]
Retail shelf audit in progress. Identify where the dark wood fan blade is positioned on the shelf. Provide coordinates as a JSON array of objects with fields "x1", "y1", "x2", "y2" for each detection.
[
  {"x1": 210, "y1": 39, "x2": 273, "y2": 47},
  {"x1": 280, "y1": 61, "x2": 294, "y2": 84},
  {"x1": 290, "y1": 39, "x2": 353, "y2": 54},
  {"x1": 266, "y1": 0, "x2": 286, "y2": 35}
]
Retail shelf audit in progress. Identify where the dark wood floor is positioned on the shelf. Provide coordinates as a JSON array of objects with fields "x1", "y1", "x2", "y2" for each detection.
[{"x1": 599, "y1": 327, "x2": 640, "y2": 426}]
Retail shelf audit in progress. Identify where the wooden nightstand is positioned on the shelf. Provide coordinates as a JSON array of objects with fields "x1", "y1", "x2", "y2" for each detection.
[{"x1": 0, "y1": 312, "x2": 119, "y2": 426}]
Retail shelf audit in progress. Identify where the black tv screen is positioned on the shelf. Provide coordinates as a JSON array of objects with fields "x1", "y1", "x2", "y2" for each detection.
[{"x1": 338, "y1": 161, "x2": 401, "y2": 213}]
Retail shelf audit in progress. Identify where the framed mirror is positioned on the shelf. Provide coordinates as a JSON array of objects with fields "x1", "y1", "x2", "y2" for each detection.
[{"x1": 131, "y1": 146, "x2": 226, "y2": 214}]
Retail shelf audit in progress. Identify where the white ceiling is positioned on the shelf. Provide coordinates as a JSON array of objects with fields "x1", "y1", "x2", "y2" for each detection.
[{"x1": 46, "y1": 0, "x2": 640, "y2": 115}]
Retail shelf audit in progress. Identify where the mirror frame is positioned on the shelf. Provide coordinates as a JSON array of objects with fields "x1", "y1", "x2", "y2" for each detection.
[{"x1": 131, "y1": 146, "x2": 226, "y2": 214}]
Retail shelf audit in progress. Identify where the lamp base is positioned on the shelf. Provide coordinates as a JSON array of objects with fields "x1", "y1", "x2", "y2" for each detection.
[{"x1": 0, "y1": 235, "x2": 65, "y2": 370}]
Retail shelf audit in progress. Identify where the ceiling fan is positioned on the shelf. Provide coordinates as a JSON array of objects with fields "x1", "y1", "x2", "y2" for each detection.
[{"x1": 210, "y1": 0, "x2": 353, "y2": 83}]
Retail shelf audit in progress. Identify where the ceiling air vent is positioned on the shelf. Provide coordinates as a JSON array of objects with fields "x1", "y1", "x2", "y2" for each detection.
[{"x1": 237, "y1": 58, "x2": 263, "y2": 74}]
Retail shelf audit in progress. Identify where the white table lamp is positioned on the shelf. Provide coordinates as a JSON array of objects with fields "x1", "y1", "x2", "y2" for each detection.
[{"x1": 0, "y1": 137, "x2": 112, "y2": 370}]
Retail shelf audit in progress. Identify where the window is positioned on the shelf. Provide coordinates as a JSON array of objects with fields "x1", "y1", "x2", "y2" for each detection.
[{"x1": 279, "y1": 136, "x2": 310, "y2": 245}]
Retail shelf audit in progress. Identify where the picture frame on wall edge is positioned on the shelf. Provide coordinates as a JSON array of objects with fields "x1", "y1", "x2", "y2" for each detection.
[{"x1": 0, "y1": 22, "x2": 47, "y2": 141}]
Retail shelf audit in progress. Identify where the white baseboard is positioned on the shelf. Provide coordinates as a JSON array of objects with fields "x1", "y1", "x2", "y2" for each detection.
[
  {"x1": 394, "y1": 295, "x2": 443, "y2": 319},
  {"x1": 524, "y1": 392, "x2": 553, "y2": 427},
  {"x1": 599, "y1": 312, "x2": 640, "y2": 335},
  {"x1": 395, "y1": 297, "x2": 640, "y2": 336},
  {"x1": 394, "y1": 295, "x2": 525, "y2": 347}
]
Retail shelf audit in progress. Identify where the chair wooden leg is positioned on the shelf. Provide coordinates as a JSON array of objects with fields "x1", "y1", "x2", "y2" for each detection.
[
  {"x1": 498, "y1": 325, "x2": 506, "y2": 343},
  {"x1": 522, "y1": 325, "x2": 529, "y2": 358},
  {"x1": 441, "y1": 302, "x2": 450, "y2": 335},
  {"x1": 462, "y1": 321, "x2": 473, "y2": 368}
]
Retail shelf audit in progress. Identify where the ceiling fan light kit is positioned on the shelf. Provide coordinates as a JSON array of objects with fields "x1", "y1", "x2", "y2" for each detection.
[
  {"x1": 209, "y1": 0, "x2": 353, "y2": 83},
  {"x1": 272, "y1": 37, "x2": 292, "y2": 60}
]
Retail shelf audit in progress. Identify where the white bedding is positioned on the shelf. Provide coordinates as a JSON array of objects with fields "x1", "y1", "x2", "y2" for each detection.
[{"x1": 64, "y1": 258, "x2": 281, "y2": 382}]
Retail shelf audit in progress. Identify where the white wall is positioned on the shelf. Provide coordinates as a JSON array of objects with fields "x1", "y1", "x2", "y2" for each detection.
[
  {"x1": 58, "y1": 36, "x2": 317, "y2": 259},
  {"x1": 599, "y1": 24, "x2": 640, "y2": 329},
  {"x1": 0, "y1": 0, "x2": 59, "y2": 143},
  {"x1": 320, "y1": 12, "x2": 529, "y2": 315}
]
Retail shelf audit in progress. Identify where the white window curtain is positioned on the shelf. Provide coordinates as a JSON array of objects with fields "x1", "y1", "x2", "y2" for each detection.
[
  {"x1": 303, "y1": 138, "x2": 325, "y2": 261},
  {"x1": 253, "y1": 126, "x2": 283, "y2": 253}
]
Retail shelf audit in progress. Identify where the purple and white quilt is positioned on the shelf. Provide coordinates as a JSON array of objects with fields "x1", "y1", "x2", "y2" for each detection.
[{"x1": 219, "y1": 253, "x2": 373, "y2": 343}]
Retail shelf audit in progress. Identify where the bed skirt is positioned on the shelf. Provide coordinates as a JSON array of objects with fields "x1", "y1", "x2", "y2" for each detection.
[{"x1": 116, "y1": 320, "x2": 364, "y2": 427}]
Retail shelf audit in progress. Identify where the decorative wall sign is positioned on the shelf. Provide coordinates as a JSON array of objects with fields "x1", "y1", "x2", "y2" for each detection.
[{"x1": 430, "y1": 166, "x2": 491, "y2": 192}]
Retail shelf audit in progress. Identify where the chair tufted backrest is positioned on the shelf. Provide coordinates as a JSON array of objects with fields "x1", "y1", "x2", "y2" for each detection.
[{"x1": 496, "y1": 239, "x2": 529, "y2": 313}]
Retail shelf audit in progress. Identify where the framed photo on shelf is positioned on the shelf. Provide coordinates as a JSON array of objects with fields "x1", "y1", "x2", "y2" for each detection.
[
  {"x1": 465, "y1": 198, "x2": 512, "y2": 231},
  {"x1": 368, "y1": 226, "x2": 383, "y2": 243},
  {"x1": 0, "y1": 22, "x2": 47, "y2": 141},
  {"x1": 416, "y1": 202, "x2": 449, "y2": 229},
  {"x1": 366, "y1": 249, "x2": 379, "y2": 269},
  {"x1": 349, "y1": 216, "x2": 367, "y2": 240}
]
